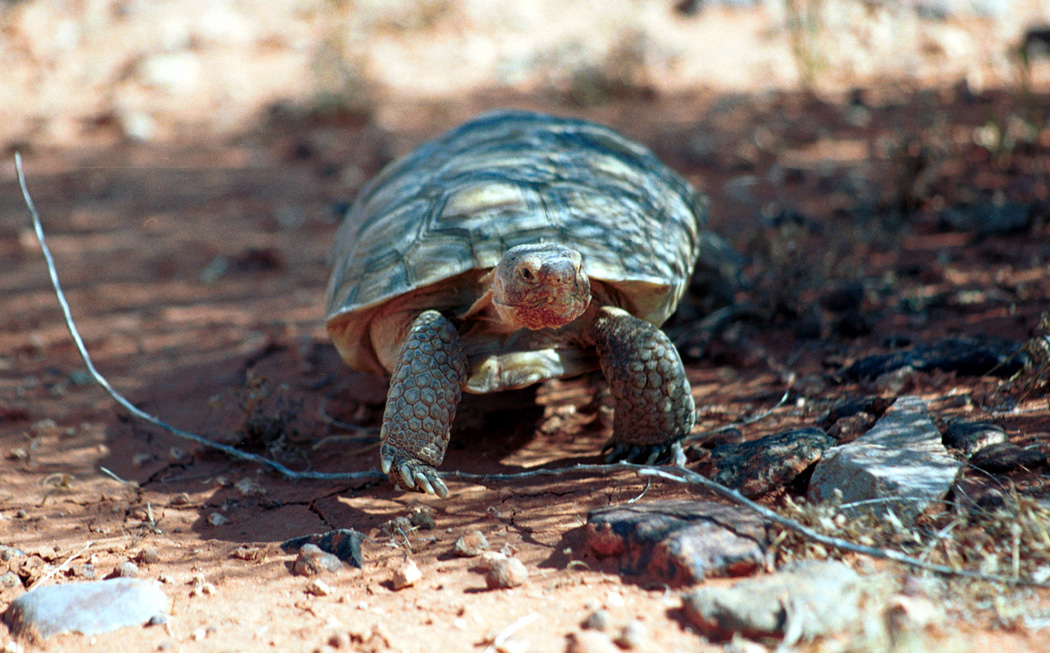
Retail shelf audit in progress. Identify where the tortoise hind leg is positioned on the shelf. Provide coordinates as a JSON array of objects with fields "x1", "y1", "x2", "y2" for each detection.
[
  {"x1": 587, "y1": 306, "x2": 695, "y2": 464},
  {"x1": 379, "y1": 310, "x2": 467, "y2": 498}
]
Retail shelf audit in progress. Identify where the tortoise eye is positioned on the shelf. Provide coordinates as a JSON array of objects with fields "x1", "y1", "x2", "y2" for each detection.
[{"x1": 518, "y1": 265, "x2": 536, "y2": 282}]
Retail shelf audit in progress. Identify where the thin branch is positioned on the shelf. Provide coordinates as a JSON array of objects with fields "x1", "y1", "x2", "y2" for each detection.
[{"x1": 16, "y1": 153, "x2": 382, "y2": 484}]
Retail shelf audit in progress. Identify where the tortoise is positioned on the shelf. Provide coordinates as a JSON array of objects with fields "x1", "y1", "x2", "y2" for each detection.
[{"x1": 325, "y1": 110, "x2": 706, "y2": 497}]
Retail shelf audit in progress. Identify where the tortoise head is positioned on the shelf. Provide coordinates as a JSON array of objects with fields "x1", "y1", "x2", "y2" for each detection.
[{"x1": 492, "y1": 243, "x2": 591, "y2": 330}]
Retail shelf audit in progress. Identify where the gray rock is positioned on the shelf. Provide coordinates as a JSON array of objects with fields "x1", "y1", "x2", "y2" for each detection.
[
  {"x1": 581, "y1": 609, "x2": 612, "y2": 631},
  {"x1": 709, "y1": 428, "x2": 835, "y2": 498},
  {"x1": 842, "y1": 337, "x2": 1025, "y2": 380},
  {"x1": 681, "y1": 560, "x2": 878, "y2": 642},
  {"x1": 3, "y1": 579, "x2": 168, "y2": 638},
  {"x1": 586, "y1": 500, "x2": 767, "y2": 586},
  {"x1": 808, "y1": 396, "x2": 963, "y2": 523},
  {"x1": 942, "y1": 420, "x2": 1008, "y2": 456}
]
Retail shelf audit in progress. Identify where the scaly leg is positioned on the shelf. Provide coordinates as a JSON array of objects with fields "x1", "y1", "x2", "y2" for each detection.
[
  {"x1": 587, "y1": 306, "x2": 695, "y2": 463},
  {"x1": 379, "y1": 310, "x2": 467, "y2": 498}
]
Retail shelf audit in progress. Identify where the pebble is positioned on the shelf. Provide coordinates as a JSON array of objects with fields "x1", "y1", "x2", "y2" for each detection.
[
  {"x1": 479, "y1": 554, "x2": 528, "y2": 590},
  {"x1": 134, "y1": 548, "x2": 160, "y2": 565},
  {"x1": 2, "y1": 579, "x2": 168, "y2": 638},
  {"x1": 305, "y1": 579, "x2": 332, "y2": 597},
  {"x1": 453, "y1": 531, "x2": 490, "y2": 557},
  {"x1": 613, "y1": 621, "x2": 647, "y2": 649},
  {"x1": 282, "y1": 530, "x2": 365, "y2": 568},
  {"x1": 107, "y1": 561, "x2": 139, "y2": 579},
  {"x1": 293, "y1": 544, "x2": 346, "y2": 577},
  {"x1": 391, "y1": 559, "x2": 422, "y2": 590},
  {"x1": 581, "y1": 609, "x2": 612, "y2": 631},
  {"x1": 942, "y1": 420, "x2": 1008, "y2": 456},
  {"x1": 207, "y1": 512, "x2": 228, "y2": 526}
]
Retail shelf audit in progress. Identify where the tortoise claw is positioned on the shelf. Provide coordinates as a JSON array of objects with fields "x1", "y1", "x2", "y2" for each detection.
[
  {"x1": 603, "y1": 439, "x2": 682, "y2": 466},
  {"x1": 381, "y1": 445, "x2": 449, "y2": 497}
]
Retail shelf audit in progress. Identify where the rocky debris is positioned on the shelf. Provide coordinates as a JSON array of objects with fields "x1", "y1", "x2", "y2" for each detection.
[
  {"x1": 842, "y1": 337, "x2": 1026, "y2": 380},
  {"x1": 808, "y1": 396, "x2": 964, "y2": 523},
  {"x1": 968, "y1": 442, "x2": 1048, "y2": 473},
  {"x1": 291, "y1": 544, "x2": 346, "y2": 577},
  {"x1": 3, "y1": 579, "x2": 168, "y2": 638},
  {"x1": 281, "y1": 529, "x2": 364, "y2": 568},
  {"x1": 942, "y1": 420, "x2": 1009, "y2": 456},
  {"x1": 391, "y1": 559, "x2": 422, "y2": 590},
  {"x1": 613, "y1": 620, "x2": 647, "y2": 649},
  {"x1": 133, "y1": 548, "x2": 160, "y2": 565},
  {"x1": 477, "y1": 553, "x2": 528, "y2": 589},
  {"x1": 407, "y1": 503, "x2": 436, "y2": 530},
  {"x1": 565, "y1": 630, "x2": 620, "y2": 653},
  {"x1": 820, "y1": 396, "x2": 893, "y2": 428},
  {"x1": 707, "y1": 428, "x2": 835, "y2": 497},
  {"x1": 681, "y1": 560, "x2": 880, "y2": 642},
  {"x1": 106, "y1": 561, "x2": 139, "y2": 579},
  {"x1": 453, "y1": 531, "x2": 490, "y2": 557},
  {"x1": 0, "y1": 545, "x2": 25, "y2": 562},
  {"x1": 581, "y1": 609, "x2": 612, "y2": 631},
  {"x1": 231, "y1": 545, "x2": 265, "y2": 561},
  {"x1": 305, "y1": 579, "x2": 332, "y2": 597},
  {"x1": 586, "y1": 500, "x2": 767, "y2": 586},
  {"x1": 0, "y1": 571, "x2": 21, "y2": 588}
]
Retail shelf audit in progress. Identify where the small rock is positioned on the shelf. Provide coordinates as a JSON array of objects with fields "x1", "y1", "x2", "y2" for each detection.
[
  {"x1": 581, "y1": 609, "x2": 612, "y2": 631},
  {"x1": 681, "y1": 560, "x2": 881, "y2": 641},
  {"x1": 407, "y1": 504, "x2": 436, "y2": 530},
  {"x1": 77, "y1": 564, "x2": 96, "y2": 580},
  {"x1": 107, "y1": 561, "x2": 139, "y2": 579},
  {"x1": 0, "y1": 545, "x2": 25, "y2": 562},
  {"x1": 827, "y1": 413, "x2": 875, "y2": 442},
  {"x1": 2, "y1": 579, "x2": 168, "y2": 638},
  {"x1": 969, "y1": 443, "x2": 1047, "y2": 473},
  {"x1": 281, "y1": 530, "x2": 364, "y2": 568},
  {"x1": 480, "y1": 555, "x2": 527, "y2": 590},
  {"x1": 613, "y1": 621, "x2": 647, "y2": 649},
  {"x1": 872, "y1": 364, "x2": 917, "y2": 394},
  {"x1": 0, "y1": 571, "x2": 21, "y2": 588},
  {"x1": 586, "y1": 501, "x2": 766, "y2": 586},
  {"x1": 565, "y1": 630, "x2": 619, "y2": 653},
  {"x1": 379, "y1": 516, "x2": 414, "y2": 538},
  {"x1": 292, "y1": 544, "x2": 345, "y2": 577},
  {"x1": 708, "y1": 428, "x2": 834, "y2": 497},
  {"x1": 305, "y1": 579, "x2": 332, "y2": 596},
  {"x1": 391, "y1": 559, "x2": 422, "y2": 590},
  {"x1": 453, "y1": 531, "x2": 489, "y2": 557},
  {"x1": 207, "y1": 512, "x2": 228, "y2": 527},
  {"x1": 942, "y1": 420, "x2": 1008, "y2": 456},
  {"x1": 231, "y1": 545, "x2": 264, "y2": 561},
  {"x1": 134, "y1": 548, "x2": 159, "y2": 565}
]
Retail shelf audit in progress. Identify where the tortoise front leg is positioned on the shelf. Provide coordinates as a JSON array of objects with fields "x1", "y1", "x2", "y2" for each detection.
[
  {"x1": 379, "y1": 310, "x2": 467, "y2": 498},
  {"x1": 587, "y1": 306, "x2": 695, "y2": 463}
]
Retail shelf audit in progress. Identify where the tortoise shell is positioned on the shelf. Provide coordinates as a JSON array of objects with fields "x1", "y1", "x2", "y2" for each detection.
[{"x1": 326, "y1": 110, "x2": 706, "y2": 381}]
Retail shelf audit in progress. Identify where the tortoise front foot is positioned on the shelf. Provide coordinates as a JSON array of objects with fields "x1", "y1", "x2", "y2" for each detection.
[
  {"x1": 379, "y1": 310, "x2": 467, "y2": 499},
  {"x1": 603, "y1": 439, "x2": 684, "y2": 465},
  {"x1": 588, "y1": 306, "x2": 695, "y2": 464},
  {"x1": 381, "y1": 444, "x2": 449, "y2": 498}
]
